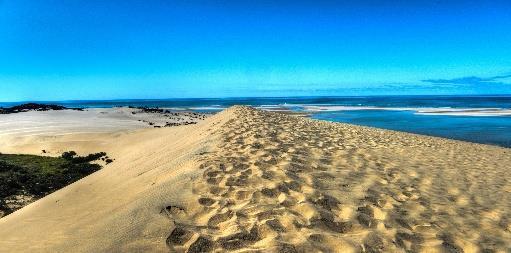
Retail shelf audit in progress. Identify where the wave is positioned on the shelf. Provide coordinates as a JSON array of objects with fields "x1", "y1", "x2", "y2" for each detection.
[
  {"x1": 415, "y1": 108, "x2": 511, "y2": 117},
  {"x1": 300, "y1": 105, "x2": 511, "y2": 117}
]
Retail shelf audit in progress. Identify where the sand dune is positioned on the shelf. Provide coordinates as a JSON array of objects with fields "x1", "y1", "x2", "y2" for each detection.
[
  {"x1": 0, "y1": 106, "x2": 510, "y2": 252},
  {"x1": 0, "y1": 107, "x2": 207, "y2": 155}
]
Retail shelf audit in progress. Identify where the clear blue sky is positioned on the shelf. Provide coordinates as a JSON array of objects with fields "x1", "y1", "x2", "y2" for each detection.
[{"x1": 1, "y1": 0, "x2": 511, "y2": 101}]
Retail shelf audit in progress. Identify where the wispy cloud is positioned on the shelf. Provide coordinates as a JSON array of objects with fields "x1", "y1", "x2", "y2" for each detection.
[{"x1": 422, "y1": 74, "x2": 511, "y2": 86}]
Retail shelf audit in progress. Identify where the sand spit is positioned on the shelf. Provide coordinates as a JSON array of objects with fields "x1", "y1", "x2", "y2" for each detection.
[{"x1": 0, "y1": 106, "x2": 510, "y2": 252}]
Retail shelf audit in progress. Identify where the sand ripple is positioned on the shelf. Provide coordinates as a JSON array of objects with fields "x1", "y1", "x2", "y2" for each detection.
[{"x1": 163, "y1": 106, "x2": 511, "y2": 252}]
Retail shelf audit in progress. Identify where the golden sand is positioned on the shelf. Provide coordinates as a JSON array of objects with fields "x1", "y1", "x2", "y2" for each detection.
[{"x1": 0, "y1": 106, "x2": 510, "y2": 252}]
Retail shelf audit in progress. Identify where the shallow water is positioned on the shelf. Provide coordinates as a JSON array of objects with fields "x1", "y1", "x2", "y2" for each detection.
[{"x1": 311, "y1": 110, "x2": 511, "y2": 148}]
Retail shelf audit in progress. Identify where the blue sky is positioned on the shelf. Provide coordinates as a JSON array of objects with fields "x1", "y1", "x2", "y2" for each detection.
[{"x1": 1, "y1": 0, "x2": 511, "y2": 101}]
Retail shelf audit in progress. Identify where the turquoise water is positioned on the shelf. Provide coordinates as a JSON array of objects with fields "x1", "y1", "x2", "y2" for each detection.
[
  {"x1": 2, "y1": 95, "x2": 511, "y2": 109},
  {"x1": 2, "y1": 96, "x2": 511, "y2": 148},
  {"x1": 312, "y1": 110, "x2": 511, "y2": 148}
]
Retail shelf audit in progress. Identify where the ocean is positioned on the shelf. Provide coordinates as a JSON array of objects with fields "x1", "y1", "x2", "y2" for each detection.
[{"x1": 2, "y1": 95, "x2": 511, "y2": 148}]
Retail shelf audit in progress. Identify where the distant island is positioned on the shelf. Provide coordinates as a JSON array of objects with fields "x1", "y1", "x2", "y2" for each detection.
[{"x1": 0, "y1": 103, "x2": 82, "y2": 114}]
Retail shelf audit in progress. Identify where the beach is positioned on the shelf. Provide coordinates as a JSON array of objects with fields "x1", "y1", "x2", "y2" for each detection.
[
  {"x1": 0, "y1": 107, "x2": 207, "y2": 155},
  {"x1": 0, "y1": 106, "x2": 510, "y2": 252}
]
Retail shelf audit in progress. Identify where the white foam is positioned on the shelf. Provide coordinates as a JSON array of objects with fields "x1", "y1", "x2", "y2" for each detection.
[
  {"x1": 188, "y1": 106, "x2": 226, "y2": 110},
  {"x1": 416, "y1": 108, "x2": 511, "y2": 117},
  {"x1": 302, "y1": 105, "x2": 415, "y2": 112},
  {"x1": 300, "y1": 105, "x2": 511, "y2": 117}
]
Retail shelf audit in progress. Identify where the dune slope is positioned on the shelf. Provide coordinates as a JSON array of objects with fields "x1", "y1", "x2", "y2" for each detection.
[{"x1": 0, "y1": 106, "x2": 510, "y2": 252}]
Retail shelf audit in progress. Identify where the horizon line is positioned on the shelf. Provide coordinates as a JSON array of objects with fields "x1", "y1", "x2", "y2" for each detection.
[{"x1": 1, "y1": 94, "x2": 511, "y2": 104}]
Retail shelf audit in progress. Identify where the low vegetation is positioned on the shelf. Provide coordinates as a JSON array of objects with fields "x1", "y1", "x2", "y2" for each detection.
[
  {"x1": 0, "y1": 103, "x2": 82, "y2": 114},
  {"x1": 0, "y1": 151, "x2": 109, "y2": 217}
]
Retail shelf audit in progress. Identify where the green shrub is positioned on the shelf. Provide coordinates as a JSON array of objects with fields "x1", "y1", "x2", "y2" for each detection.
[{"x1": 0, "y1": 151, "x2": 108, "y2": 216}]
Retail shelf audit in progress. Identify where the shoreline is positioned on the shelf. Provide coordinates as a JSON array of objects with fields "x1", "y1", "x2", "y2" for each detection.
[
  {"x1": 2, "y1": 101, "x2": 511, "y2": 149},
  {"x1": 0, "y1": 106, "x2": 509, "y2": 153}
]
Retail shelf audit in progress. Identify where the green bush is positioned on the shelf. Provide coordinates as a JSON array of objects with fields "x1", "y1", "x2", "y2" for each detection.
[{"x1": 0, "y1": 151, "x2": 107, "y2": 215}]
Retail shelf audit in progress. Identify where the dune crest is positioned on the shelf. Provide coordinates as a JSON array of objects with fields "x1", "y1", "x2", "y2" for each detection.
[{"x1": 1, "y1": 106, "x2": 510, "y2": 252}]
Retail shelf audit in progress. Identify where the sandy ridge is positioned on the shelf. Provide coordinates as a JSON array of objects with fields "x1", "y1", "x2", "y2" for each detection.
[{"x1": 0, "y1": 106, "x2": 510, "y2": 252}]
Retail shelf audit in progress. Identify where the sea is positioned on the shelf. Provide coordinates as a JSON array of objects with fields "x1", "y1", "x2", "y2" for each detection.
[{"x1": 2, "y1": 95, "x2": 511, "y2": 148}]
